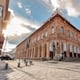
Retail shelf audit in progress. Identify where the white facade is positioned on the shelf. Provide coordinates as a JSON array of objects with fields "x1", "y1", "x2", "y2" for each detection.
[
  {"x1": 70, "y1": 44, "x2": 72, "y2": 52},
  {"x1": 63, "y1": 43, "x2": 66, "y2": 51}
]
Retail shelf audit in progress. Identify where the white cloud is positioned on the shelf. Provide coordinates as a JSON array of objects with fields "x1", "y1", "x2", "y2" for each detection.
[
  {"x1": 2, "y1": 16, "x2": 40, "y2": 52},
  {"x1": 39, "y1": 0, "x2": 53, "y2": 12},
  {"x1": 58, "y1": 0, "x2": 80, "y2": 17},
  {"x1": 17, "y1": 1, "x2": 23, "y2": 8},
  {"x1": 3, "y1": 17, "x2": 31, "y2": 37},
  {"x1": 65, "y1": 6, "x2": 80, "y2": 17},
  {"x1": 25, "y1": 8, "x2": 31, "y2": 15},
  {"x1": 8, "y1": 8, "x2": 15, "y2": 16},
  {"x1": 42, "y1": 0, "x2": 80, "y2": 17},
  {"x1": 2, "y1": 41, "x2": 16, "y2": 52},
  {"x1": 17, "y1": 16, "x2": 41, "y2": 29},
  {"x1": 51, "y1": 0, "x2": 60, "y2": 10},
  {"x1": 3, "y1": 15, "x2": 40, "y2": 37}
]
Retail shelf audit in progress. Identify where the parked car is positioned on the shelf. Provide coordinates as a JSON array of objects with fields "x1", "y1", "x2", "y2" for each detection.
[{"x1": 0, "y1": 55, "x2": 14, "y2": 60}]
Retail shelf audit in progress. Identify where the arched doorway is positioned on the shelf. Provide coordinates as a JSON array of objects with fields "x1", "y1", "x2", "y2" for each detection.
[
  {"x1": 62, "y1": 42, "x2": 67, "y2": 58},
  {"x1": 43, "y1": 44, "x2": 47, "y2": 58},
  {"x1": 39, "y1": 45, "x2": 42, "y2": 58},
  {"x1": 49, "y1": 41, "x2": 55, "y2": 59}
]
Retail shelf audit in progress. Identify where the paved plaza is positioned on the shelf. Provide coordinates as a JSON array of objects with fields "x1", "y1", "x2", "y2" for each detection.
[{"x1": 0, "y1": 60, "x2": 80, "y2": 80}]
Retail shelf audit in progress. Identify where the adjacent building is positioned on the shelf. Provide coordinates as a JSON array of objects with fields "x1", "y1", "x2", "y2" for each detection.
[
  {"x1": 16, "y1": 10, "x2": 80, "y2": 60},
  {"x1": 0, "y1": 0, "x2": 10, "y2": 55}
]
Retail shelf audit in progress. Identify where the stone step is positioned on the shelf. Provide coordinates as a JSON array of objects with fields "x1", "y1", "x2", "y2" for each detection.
[{"x1": 63, "y1": 57, "x2": 80, "y2": 62}]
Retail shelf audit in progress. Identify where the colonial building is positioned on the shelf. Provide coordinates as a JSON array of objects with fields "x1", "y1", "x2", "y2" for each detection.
[
  {"x1": 16, "y1": 10, "x2": 80, "y2": 61},
  {"x1": 0, "y1": 0, "x2": 10, "y2": 55}
]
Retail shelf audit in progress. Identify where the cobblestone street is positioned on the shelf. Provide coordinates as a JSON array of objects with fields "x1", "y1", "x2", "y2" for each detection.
[{"x1": 0, "y1": 60, "x2": 80, "y2": 80}]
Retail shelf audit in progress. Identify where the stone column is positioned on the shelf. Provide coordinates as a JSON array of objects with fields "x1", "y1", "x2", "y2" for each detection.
[
  {"x1": 46, "y1": 42, "x2": 49, "y2": 59},
  {"x1": 37, "y1": 46, "x2": 39, "y2": 59},
  {"x1": 66, "y1": 43, "x2": 70, "y2": 58},
  {"x1": 31, "y1": 48, "x2": 33, "y2": 59},
  {"x1": 42, "y1": 44, "x2": 44, "y2": 58},
  {"x1": 38, "y1": 46, "x2": 40, "y2": 59},
  {"x1": 40, "y1": 45, "x2": 43, "y2": 58},
  {"x1": 33, "y1": 46, "x2": 35, "y2": 59}
]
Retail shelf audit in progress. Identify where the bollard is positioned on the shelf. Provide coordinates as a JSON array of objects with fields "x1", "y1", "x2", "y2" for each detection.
[
  {"x1": 5, "y1": 63, "x2": 8, "y2": 70},
  {"x1": 25, "y1": 61, "x2": 28, "y2": 66},
  {"x1": 18, "y1": 62, "x2": 20, "y2": 67},
  {"x1": 30, "y1": 60, "x2": 32, "y2": 65}
]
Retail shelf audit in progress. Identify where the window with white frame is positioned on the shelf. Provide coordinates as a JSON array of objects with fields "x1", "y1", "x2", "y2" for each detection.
[
  {"x1": 68, "y1": 44, "x2": 70, "y2": 51},
  {"x1": 67, "y1": 30, "x2": 70, "y2": 38},
  {"x1": 70, "y1": 31, "x2": 73, "y2": 38},
  {"x1": 78, "y1": 36, "x2": 80, "y2": 42},
  {"x1": 74, "y1": 46, "x2": 76, "y2": 53},
  {"x1": 41, "y1": 33, "x2": 44, "y2": 39},
  {"x1": 45, "y1": 31, "x2": 48, "y2": 37},
  {"x1": 0, "y1": 6, "x2": 2, "y2": 17},
  {"x1": 70, "y1": 44, "x2": 72, "y2": 52},
  {"x1": 34, "y1": 38, "x2": 36, "y2": 43},
  {"x1": 51, "y1": 26, "x2": 54, "y2": 34},
  {"x1": 74, "y1": 33, "x2": 76, "y2": 40},
  {"x1": 77, "y1": 47, "x2": 79, "y2": 53},
  {"x1": 72, "y1": 32, "x2": 74, "y2": 39},
  {"x1": 60, "y1": 26, "x2": 64, "y2": 34},
  {"x1": 72, "y1": 45, "x2": 74, "y2": 53},
  {"x1": 62, "y1": 42, "x2": 66, "y2": 51},
  {"x1": 38, "y1": 36, "x2": 40, "y2": 41}
]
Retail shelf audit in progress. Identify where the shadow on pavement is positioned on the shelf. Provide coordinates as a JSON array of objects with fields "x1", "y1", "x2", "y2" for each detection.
[
  {"x1": 11, "y1": 66, "x2": 42, "y2": 80},
  {"x1": 0, "y1": 61, "x2": 14, "y2": 80}
]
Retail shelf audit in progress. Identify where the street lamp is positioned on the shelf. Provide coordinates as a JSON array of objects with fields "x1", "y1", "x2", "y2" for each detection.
[
  {"x1": 18, "y1": 54, "x2": 20, "y2": 67},
  {"x1": 1, "y1": 36, "x2": 9, "y2": 69}
]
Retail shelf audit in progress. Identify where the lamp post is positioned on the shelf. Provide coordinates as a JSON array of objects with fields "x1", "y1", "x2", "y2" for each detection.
[
  {"x1": 24, "y1": 49, "x2": 28, "y2": 66},
  {"x1": 2, "y1": 36, "x2": 9, "y2": 69},
  {"x1": 55, "y1": 19, "x2": 59, "y2": 61},
  {"x1": 0, "y1": 49, "x2": 2, "y2": 60},
  {"x1": 18, "y1": 51, "x2": 21, "y2": 67},
  {"x1": 2, "y1": 36, "x2": 8, "y2": 56}
]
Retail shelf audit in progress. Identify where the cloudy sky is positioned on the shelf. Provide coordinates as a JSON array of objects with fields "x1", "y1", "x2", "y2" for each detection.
[{"x1": 3, "y1": 0, "x2": 80, "y2": 52}]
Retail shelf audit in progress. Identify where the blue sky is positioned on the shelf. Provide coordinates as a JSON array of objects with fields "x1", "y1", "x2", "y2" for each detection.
[
  {"x1": 9, "y1": 0, "x2": 51, "y2": 24},
  {"x1": 9, "y1": 0, "x2": 80, "y2": 29},
  {"x1": 3, "y1": 0, "x2": 80, "y2": 52}
]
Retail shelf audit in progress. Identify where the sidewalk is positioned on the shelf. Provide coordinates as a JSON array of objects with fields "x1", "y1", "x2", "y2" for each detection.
[
  {"x1": 0, "y1": 60, "x2": 80, "y2": 80},
  {"x1": 0, "y1": 61, "x2": 6, "y2": 70}
]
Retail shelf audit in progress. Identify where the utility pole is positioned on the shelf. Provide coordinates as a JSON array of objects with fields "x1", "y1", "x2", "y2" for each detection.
[{"x1": 2, "y1": 36, "x2": 8, "y2": 56}]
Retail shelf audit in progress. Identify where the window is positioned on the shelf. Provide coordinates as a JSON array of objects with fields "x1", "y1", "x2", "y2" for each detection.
[
  {"x1": 70, "y1": 31, "x2": 73, "y2": 38},
  {"x1": 41, "y1": 33, "x2": 44, "y2": 39},
  {"x1": 72, "y1": 32, "x2": 74, "y2": 39},
  {"x1": 77, "y1": 47, "x2": 79, "y2": 53},
  {"x1": 67, "y1": 30, "x2": 70, "y2": 38},
  {"x1": 51, "y1": 27, "x2": 54, "y2": 34},
  {"x1": 38, "y1": 36, "x2": 39, "y2": 41},
  {"x1": 45, "y1": 31, "x2": 48, "y2": 37},
  {"x1": 74, "y1": 33, "x2": 76, "y2": 40},
  {"x1": 72, "y1": 45, "x2": 74, "y2": 53},
  {"x1": 68, "y1": 44, "x2": 70, "y2": 51},
  {"x1": 34, "y1": 38, "x2": 36, "y2": 43},
  {"x1": 38, "y1": 36, "x2": 41, "y2": 40},
  {"x1": 70, "y1": 44, "x2": 72, "y2": 52},
  {"x1": 26, "y1": 42, "x2": 29, "y2": 48},
  {"x1": 74, "y1": 46, "x2": 76, "y2": 53},
  {"x1": 60, "y1": 26, "x2": 64, "y2": 34},
  {"x1": 0, "y1": 6, "x2": 2, "y2": 17},
  {"x1": 79, "y1": 36, "x2": 80, "y2": 42}
]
